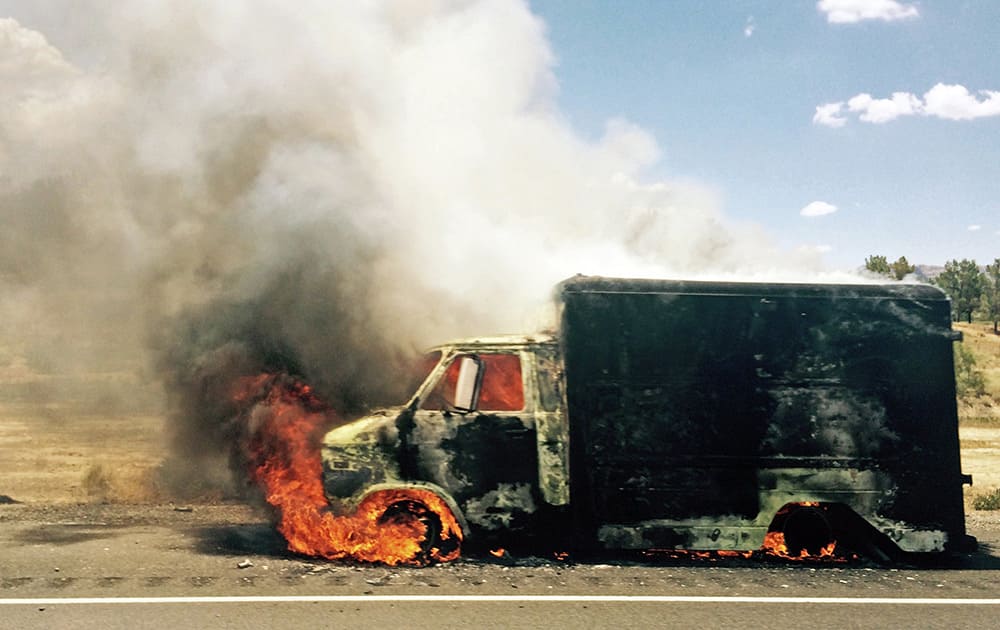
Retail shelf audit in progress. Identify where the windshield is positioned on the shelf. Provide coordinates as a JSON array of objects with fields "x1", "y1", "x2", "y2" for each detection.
[{"x1": 403, "y1": 351, "x2": 443, "y2": 404}]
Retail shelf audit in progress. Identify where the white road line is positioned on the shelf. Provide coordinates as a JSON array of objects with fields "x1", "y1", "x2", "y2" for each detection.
[{"x1": 2, "y1": 595, "x2": 1000, "y2": 605}]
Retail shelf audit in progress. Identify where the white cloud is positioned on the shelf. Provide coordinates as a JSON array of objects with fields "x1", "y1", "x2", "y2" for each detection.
[
  {"x1": 968, "y1": 225, "x2": 982, "y2": 232},
  {"x1": 817, "y1": 0, "x2": 919, "y2": 24},
  {"x1": 800, "y1": 201, "x2": 838, "y2": 217},
  {"x1": 923, "y1": 83, "x2": 1000, "y2": 120},
  {"x1": 813, "y1": 84, "x2": 1000, "y2": 126},
  {"x1": 813, "y1": 102, "x2": 846, "y2": 127},
  {"x1": 744, "y1": 16, "x2": 756, "y2": 38},
  {"x1": 847, "y1": 91, "x2": 921, "y2": 123}
]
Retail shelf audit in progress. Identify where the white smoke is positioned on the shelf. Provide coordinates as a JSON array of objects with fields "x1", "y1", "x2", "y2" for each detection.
[{"x1": 0, "y1": 1, "x2": 837, "y2": 419}]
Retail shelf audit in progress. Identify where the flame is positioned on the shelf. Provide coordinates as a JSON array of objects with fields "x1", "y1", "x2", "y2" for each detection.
[
  {"x1": 644, "y1": 502, "x2": 849, "y2": 563},
  {"x1": 643, "y1": 539, "x2": 843, "y2": 563},
  {"x1": 643, "y1": 548, "x2": 754, "y2": 561},
  {"x1": 760, "y1": 502, "x2": 844, "y2": 561},
  {"x1": 761, "y1": 531, "x2": 837, "y2": 559},
  {"x1": 489, "y1": 548, "x2": 507, "y2": 558},
  {"x1": 233, "y1": 374, "x2": 462, "y2": 566}
]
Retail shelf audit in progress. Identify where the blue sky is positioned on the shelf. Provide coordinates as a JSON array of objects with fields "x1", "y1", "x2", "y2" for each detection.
[{"x1": 530, "y1": 0, "x2": 1000, "y2": 268}]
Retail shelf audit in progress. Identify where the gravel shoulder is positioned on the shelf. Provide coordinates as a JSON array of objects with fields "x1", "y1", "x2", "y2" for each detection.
[{"x1": 1, "y1": 502, "x2": 1000, "y2": 600}]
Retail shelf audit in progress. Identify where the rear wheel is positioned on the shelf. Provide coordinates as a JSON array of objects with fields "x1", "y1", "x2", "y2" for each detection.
[{"x1": 782, "y1": 506, "x2": 834, "y2": 556}]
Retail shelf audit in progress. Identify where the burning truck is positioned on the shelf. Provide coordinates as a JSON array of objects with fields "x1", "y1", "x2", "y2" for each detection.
[{"x1": 313, "y1": 275, "x2": 975, "y2": 564}]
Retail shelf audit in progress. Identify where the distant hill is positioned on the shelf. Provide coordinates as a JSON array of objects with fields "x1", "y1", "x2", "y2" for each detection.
[
  {"x1": 914, "y1": 264, "x2": 944, "y2": 282},
  {"x1": 912, "y1": 263, "x2": 991, "y2": 282}
]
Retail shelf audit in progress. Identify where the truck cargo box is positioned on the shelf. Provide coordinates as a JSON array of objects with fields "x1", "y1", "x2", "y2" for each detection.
[{"x1": 558, "y1": 276, "x2": 969, "y2": 553}]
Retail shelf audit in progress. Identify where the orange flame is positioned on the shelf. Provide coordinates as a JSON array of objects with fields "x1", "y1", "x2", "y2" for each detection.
[
  {"x1": 761, "y1": 531, "x2": 838, "y2": 560},
  {"x1": 644, "y1": 502, "x2": 848, "y2": 563},
  {"x1": 234, "y1": 374, "x2": 462, "y2": 566},
  {"x1": 643, "y1": 548, "x2": 754, "y2": 561},
  {"x1": 643, "y1": 538, "x2": 843, "y2": 563}
]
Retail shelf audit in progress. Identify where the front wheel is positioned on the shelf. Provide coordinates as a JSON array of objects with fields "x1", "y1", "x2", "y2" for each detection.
[
  {"x1": 364, "y1": 490, "x2": 463, "y2": 566},
  {"x1": 378, "y1": 500, "x2": 444, "y2": 564}
]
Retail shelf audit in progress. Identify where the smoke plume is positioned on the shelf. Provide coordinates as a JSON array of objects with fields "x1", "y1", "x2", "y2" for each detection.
[{"x1": 0, "y1": 1, "x2": 829, "y2": 495}]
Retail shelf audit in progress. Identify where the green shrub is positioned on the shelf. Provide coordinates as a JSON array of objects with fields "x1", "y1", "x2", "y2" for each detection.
[
  {"x1": 955, "y1": 344, "x2": 987, "y2": 399},
  {"x1": 972, "y1": 488, "x2": 1000, "y2": 511}
]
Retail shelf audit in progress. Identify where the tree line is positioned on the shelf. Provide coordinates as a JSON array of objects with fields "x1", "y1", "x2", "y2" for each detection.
[{"x1": 864, "y1": 255, "x2": 1000, "y2": 333}]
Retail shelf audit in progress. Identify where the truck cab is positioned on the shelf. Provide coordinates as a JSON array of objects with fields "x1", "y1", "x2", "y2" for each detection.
[{"x1": 321, "y1": 335, "x2": 567, "y2": 545}]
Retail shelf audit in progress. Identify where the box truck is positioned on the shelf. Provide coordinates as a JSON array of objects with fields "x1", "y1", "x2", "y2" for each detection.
[{"x1": 321, "y1": 276, "x2": 975, "y2": 561}]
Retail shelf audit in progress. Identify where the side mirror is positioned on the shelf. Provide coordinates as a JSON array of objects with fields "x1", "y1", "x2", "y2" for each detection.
[{"x1": 453, "y1": 355, "x2": 483, "y2": 412}]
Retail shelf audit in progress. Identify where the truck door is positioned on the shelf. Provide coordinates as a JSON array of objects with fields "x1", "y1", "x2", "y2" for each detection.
[{"x1": 410, "y1": 351, "x2": 540, "y2": 532}]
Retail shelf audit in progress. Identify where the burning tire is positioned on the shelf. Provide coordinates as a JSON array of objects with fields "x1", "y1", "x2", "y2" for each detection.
[
  {"x1": 763, "y1": 502, "x2": 839, "y2": 560},
  {"x1": 365, "y1": 489, "x2": 463, "y2": 566},
  {"x1": 377, "y1": 500, "x2": 443, "y2": 563},
  {"x1": 780, "y1": 505, "x2": 834, "y2": 556}
]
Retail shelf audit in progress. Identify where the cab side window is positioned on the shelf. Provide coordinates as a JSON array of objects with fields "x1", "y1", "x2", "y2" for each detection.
[{"x1": 478, "y1": 353, "x2": 524, "y2": 411}]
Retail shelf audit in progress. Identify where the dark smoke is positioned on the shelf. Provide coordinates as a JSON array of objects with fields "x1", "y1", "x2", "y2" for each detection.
[{"x1": 150, "y1": 248, "x2": 448, "y2": 497}]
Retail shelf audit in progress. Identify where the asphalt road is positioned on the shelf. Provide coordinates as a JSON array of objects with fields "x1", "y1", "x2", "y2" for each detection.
[
  {"x1": 2, "y1": 503, "x2": 1000, "y2": 629},
  {"x1": 5, "y1": 598, "x2": 1000, "y2": 630}
]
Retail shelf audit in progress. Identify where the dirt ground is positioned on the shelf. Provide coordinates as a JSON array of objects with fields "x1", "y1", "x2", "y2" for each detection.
[
  {"x1": 960, "y1": 426, "x2": 1000, "y2": 492},
  {"x1": 0, "y1": 403, "x2": 166, "y2": 504}
]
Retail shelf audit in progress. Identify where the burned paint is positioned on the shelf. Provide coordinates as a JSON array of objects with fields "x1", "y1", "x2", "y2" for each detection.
[
  {"x1": 598, "y1": 520, "x2": 761, "y2": 551},
  {"x1": 436, "y1": 414, "x2": 537, "y2": 500},
  {"x1": 463, "y1": 482, "x2": 537, "y2": 530},
  {"x1": 321, "y1": 413, "x2": 401, "y2": 513},
  {"x1": 533, "y1": 346, "x2": 570, "y2": 506}
]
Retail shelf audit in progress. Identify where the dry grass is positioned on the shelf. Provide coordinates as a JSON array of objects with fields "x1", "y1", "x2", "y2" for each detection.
[
  {"x1": 961, "y1": 439, "x2": 998, "y2": 449},
  {"x1": 954, "y1": 322, "x2": 1000, "y2": 427},
  {"x1": 953, "y1": 327, "x2": 1000, "y2": 511},
  {"x1": 82, "y1": 462, "x2": 166, "y2": 503},
  {"x1": 0, "y1": 407, "x2": 166, "y2": 503}
]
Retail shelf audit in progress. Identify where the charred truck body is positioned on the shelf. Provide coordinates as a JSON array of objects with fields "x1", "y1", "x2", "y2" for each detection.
[{"x1": 322, "y1": 276, "x2": 975, "y2": 560}]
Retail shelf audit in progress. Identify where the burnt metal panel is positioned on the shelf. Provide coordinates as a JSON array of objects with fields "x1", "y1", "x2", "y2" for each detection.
[
  {"x1": 436, "y1": 413, "x2": 539, "y2": 501},
  {"x1": 558, "y1": 276, "x2": 966, "y2": 548}
]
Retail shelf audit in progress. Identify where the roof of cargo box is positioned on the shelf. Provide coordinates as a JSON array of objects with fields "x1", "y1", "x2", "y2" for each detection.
[{"x1": 557, "y1": 275, "x2": 948, "y2": 301}]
